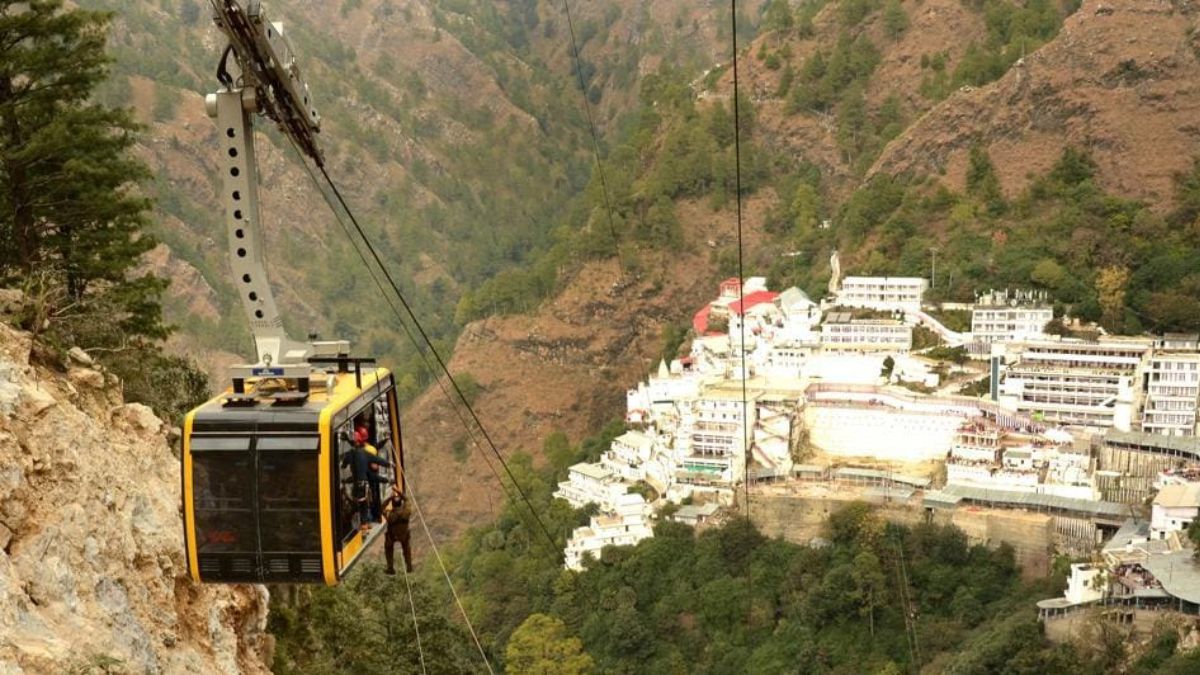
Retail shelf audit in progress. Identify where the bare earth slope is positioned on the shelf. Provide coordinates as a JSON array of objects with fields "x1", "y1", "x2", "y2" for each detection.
[
  {"x1": 405, "y1": 194, "x2": 774, "y2": 539},
  {"x1": 870, "y1": 0, "x2": 1200, "y2": 208},
  {"x1": 403, "y1": 0, "x2": 1200, "y2": 539},
  {"x1": 0, "y1": 320, "x2": 271, "y2": 674}
]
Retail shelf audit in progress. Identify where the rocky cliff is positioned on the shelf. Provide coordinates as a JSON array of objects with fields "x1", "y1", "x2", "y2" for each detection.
[{"x1": 0, "y1": 318, "x2": 271, "y2": 674}]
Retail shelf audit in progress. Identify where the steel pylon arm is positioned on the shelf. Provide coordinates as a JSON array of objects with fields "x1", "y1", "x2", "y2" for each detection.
[
  {"x1": 209, "y1": 0, "x2": 323, "y2": 164},
  {"x1": 205, "y1": 0, "x2": 329, "y2": 367}
]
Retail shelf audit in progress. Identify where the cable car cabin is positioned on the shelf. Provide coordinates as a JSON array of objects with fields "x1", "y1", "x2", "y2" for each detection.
[{"x1": 182, "y1": 363, "x2": 403, "y2": 585}]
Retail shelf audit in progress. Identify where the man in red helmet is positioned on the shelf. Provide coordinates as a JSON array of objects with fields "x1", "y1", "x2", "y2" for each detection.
[{"x1": 342, "y1": 428, "x2": 391, "y2": 529}]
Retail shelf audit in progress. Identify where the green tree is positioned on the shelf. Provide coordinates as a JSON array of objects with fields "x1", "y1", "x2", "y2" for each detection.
[
  {"x1": 506, "y1": 613, "x2": 594, "y2": 675},
  {"x1": 850, "y1": 551, "x2": 887, "y2": 636},
  {"x1": 1030, "y1": 258, "x2": 1066, "y2": 289},
  {"x1": 792, "y1": 183, "x2": 822, "y2": 235},
  {"x1": 882, "y1": 0, "x2": 909, "y2": 39},
  {"x1": 0, "y1": 0, "x2": 167, "y2": 342},
  {"x1": 544, "y1": 431, "x2": 575, "y2": 474},
  {"x1": 1095, "y1": 265, "x2": 1130, "y2": 331},
  {"x1": 763, "y1": 0, "x2": 794, "y2": 31}
]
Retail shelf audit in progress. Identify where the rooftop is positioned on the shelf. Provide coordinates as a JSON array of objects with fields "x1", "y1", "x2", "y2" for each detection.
[
  {"x1": 779, "y1": 286, "x2": 814, "y2": 308},
  {"x1": 1104, "y1": 430, "x2": 1200, "y2": 456},
  {"x1": 614, "y1": 431, "x2": 655, "y2": 452},
  {"x1": 692, "y1": 305, "x2": 712, "y2": 334},
  {"x1": 675, "y1": 502, "x2": 720, "y2": 520},
  {"x1": 842, "y1": 276, "x2": 927, "y2": 285},
  {"x1": 569, "y1": 462, "x2": 614, "y2": 482},
  {"x1": 729, "y1": 291, "x2": 780, "y2": 317},
  {"x1": 1142, "y1": 550, "x2": 1200, "y2": 604},
  {"x1": 938, "y1": 483, "x2": 1127, "y2": 518},
  {"x1": 1154, "y1": 483, "x2": 1200, "y2": 509}
]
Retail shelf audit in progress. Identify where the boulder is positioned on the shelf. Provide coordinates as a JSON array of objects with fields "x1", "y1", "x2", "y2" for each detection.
[
  {"x1": 67, "y1": 368, "x2": 105, "y2": 390},
  {"x1": 65, "y1": 348, "x2": 93, "y2": 367},
  {"x1": 113, "y1": 403, "x2": 162, "y2": 436}
]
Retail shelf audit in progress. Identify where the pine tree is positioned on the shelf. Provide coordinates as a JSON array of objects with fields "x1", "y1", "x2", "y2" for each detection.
[{"x1": 0, "y1": 0, "x2": 166, "y2": 342}]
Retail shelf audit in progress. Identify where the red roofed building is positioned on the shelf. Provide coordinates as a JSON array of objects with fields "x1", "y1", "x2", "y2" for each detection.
[
  {"x1": 729, "y1": 291, "x2": 779, "y2": 316},
  {"x1": 719, "y1": 278, "x2": 742, "y2": 299},
  {"x1": 692, "y1": 305, "x2": 712, "y2": 334}
]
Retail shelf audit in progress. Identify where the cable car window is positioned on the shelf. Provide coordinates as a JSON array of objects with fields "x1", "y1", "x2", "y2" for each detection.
[
  {"x1": 374, "y1": 396, "x2": 393, "y2": 448},
  {"x1": 335, "y1": 422, "x2": 360, "y2": 544},
  {"x1": 258, "y1": 436, "x2": 319, "y2": 452},
  {"x1": 258, "y1": 451, "x2": 321, "y2": 553},
  {"x1": 193, "y1": 453, "x2": 256, "y2": 553},
  {"x1": 191, "y1": 436, "x2": 251, "y2": 452}
]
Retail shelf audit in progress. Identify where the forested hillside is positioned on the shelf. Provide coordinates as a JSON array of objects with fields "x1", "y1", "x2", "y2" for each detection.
[
  {"x1": 271, "y1": 441, "x2": 1200, "y2": 673},
  {"x1": 78, "y1": 0, "x2": 763, "y2": 396}
]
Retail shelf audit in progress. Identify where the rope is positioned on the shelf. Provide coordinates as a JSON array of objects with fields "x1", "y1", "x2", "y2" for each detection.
[
  {"x1": 314, "y1": 161, "x2": 563, "y2": 559},
  {"x1": 399, "y1": 560, "x2": 428, "y2": 675},
  {"x1": 408, "y1": 482, "x2": 495, "y2": 674},
  {"x1": 279, "y1": 137, "x2": 546, "y2": 557}
]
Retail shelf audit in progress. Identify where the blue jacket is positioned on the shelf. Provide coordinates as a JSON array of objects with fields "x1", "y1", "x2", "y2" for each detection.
[{"x1": 342, "y1": 444, "x2": 391, "y2": 480}]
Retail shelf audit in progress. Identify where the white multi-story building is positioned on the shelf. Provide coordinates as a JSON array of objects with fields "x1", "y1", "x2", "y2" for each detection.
[
  {"x1": 554, "y1": 463, "x2": 626, "y2": 511},
  {"x1": 690, "y1": 335, "x2": 732, "y2": 377},
  {"x1": 728, "y1": 291, "x2": 782, "y2": 347},
  {"x1": 675, "y1": 390, "x2": 759, "y2": 487},
  {"x1": 1041, "y1": 449, "x2": 1096, "y2": 500},
  {"x1": 563, "y1": 493, "x2": 654, "y2": 571},
  {"x1": 997, "y1": 338, "x2": 1152, "y2": 430},
  {"x1": 971, "y1": 290, "x2": 1053, "y2": 345},
  {"x1": 946, "y1": 424, "x2": 1001, "y2": 487},
  {"x1": 759, "y1": 343, "x2": 815, "y2": 379},
  {"x1": 601, "y1": 430, "x2": 659, "y2": 483},
  {"x1": 950, "y1": 424, "x2": 1002, "y2": 462},
  {"x1": 1150, "y1": 483, "x2": 1200, "y2": 540},
  {"x1": 837, "y1": 276, "x2": 928, "y2": 313},
  {"x1": 1142, "y1": 352, "x2": 1200, "y2": 437},
  {"x1": 821, "y1": 315, "x2": 913, "y2": 353}
]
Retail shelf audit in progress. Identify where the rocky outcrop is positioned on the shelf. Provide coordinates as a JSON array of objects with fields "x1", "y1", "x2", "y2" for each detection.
[{"x1": 0, "y1": 322, "x2": 271, "y2": 674}]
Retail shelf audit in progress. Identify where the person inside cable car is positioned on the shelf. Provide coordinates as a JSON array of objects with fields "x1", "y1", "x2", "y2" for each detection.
[
  {"x1": 358, "y1": 423, "x2": 390, "y2": 522},
  {"x1": 342, "y1": 428, "x2": 391, "y2": 527}
]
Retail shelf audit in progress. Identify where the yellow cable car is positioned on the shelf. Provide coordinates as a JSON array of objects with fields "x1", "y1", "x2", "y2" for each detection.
[
  {"x1": 183, "y1": 360, "x2": 404, "y2": 584},
  {"x1": 182, "y1": 4, "x2": 410, "y2": 585}
]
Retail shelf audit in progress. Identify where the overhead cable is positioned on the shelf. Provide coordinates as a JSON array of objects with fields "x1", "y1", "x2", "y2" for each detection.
[
  {"x1": 729, "y1": 0, "x2": 751, "y2": 522},
  {"x1": 559, "y1": 0, "x2": 625, "y2": 268}
]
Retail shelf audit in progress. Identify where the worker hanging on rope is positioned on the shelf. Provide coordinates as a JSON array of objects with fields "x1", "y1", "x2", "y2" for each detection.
[{"x1": 382, "y1": 484, "x2": 414, "y2": 575}]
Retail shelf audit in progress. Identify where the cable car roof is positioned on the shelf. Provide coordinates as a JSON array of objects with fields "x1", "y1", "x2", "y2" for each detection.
[{"x1": 190, "y1": 367, "x2": 390, "y2": 434}]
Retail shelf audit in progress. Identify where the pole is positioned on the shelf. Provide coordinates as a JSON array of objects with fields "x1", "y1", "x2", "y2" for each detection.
[{"x1": 930, "y1": 246, "x2": 939, "y2": 293}]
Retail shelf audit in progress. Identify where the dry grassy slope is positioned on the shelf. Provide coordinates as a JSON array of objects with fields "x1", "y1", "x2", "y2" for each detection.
[
  {"x1": 405, "y1": 193, "x2": 776, "y2": 539},
  {"x1": 106, "y1": 0, "x2": 763, "y2": 374},
  {"x1": 728, "y1": 0, "x2": 990, "y2": 199},
  {"x1": 526, "y1": 0, "x2": 767, "y2": 124},
  {"x1": 870, "y1": 0, "x2": 1200, "y2": 208},
  {"x1": 96, "y1": 0, "x2": 577, "y2": 368}
]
